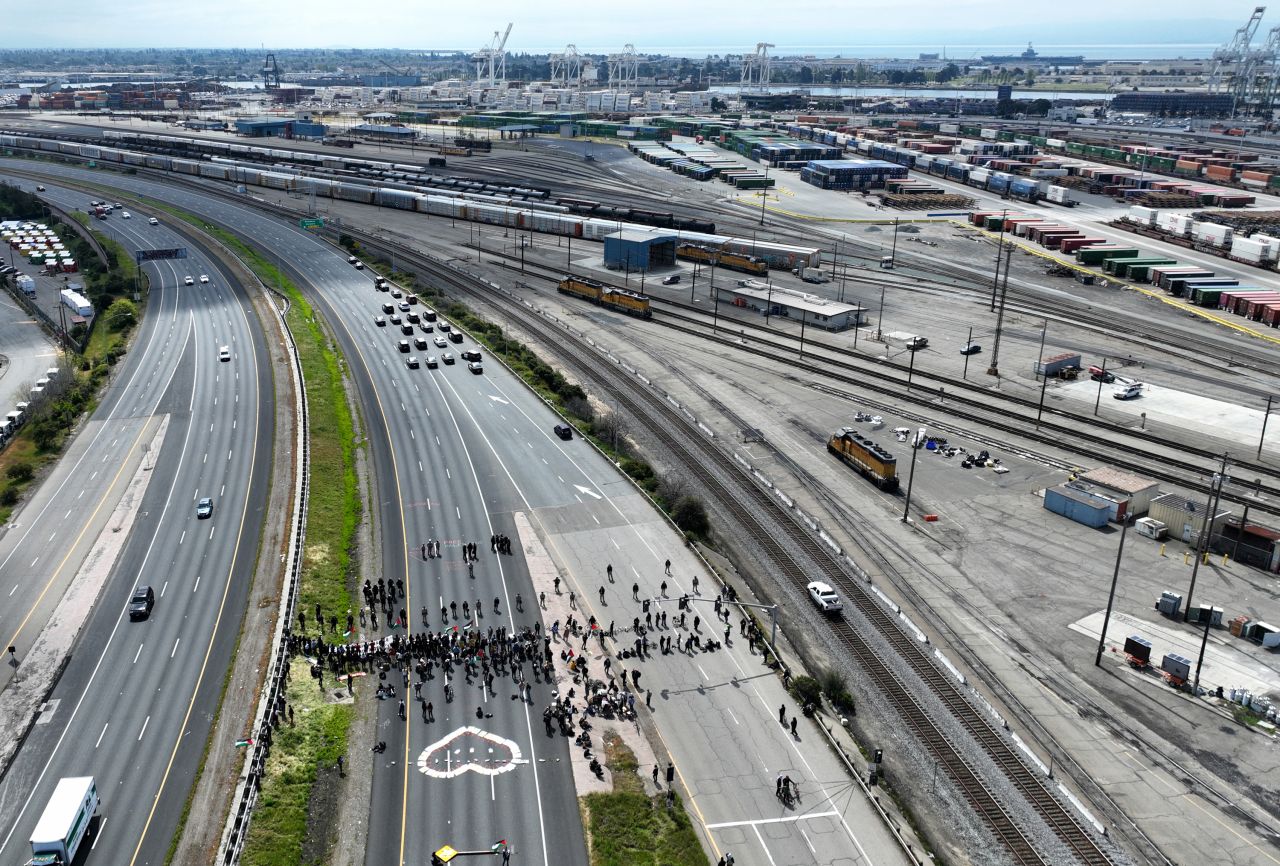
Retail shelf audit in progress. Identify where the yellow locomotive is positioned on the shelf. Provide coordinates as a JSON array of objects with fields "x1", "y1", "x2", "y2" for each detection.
[
  {"x1": 557, "y1": 276, "x2": 652, "y2": 319},
  {"x1": 827, "y1": 428, "x2": 899, "y2": 491},
  {"x1": 675, "y1": 244, "x2": 769, "y2": 275}
]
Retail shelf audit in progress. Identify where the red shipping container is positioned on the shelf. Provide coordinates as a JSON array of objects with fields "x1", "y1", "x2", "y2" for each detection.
[
  {"x1": 1242, "y1": 294, "x2": 1280, "y2": 317},
  {"x1": 1262, "y1": 304, "x2": 1280, "y2": 326},
  {"x1": 1061, "y1": 237, "x2": 1106, "y2": 254}
]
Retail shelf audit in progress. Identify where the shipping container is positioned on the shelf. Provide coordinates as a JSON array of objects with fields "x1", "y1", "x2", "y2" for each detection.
[{"x1": 1077, "y1": 246, "x2": 1140, "y2": 266}]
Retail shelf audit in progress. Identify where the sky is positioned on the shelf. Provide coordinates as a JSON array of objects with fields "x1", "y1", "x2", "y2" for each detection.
[{"x1": 9, "y1": 0, "x2": 1260, "y2": 53}]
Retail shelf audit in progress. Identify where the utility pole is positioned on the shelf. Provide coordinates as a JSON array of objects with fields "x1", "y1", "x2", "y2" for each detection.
[
  {"x1": 890, "y1": 217, "x2": 900, "y2": 266},
  {"x1": 962, "y1": 325, "x2": 974, "y2": 380},
  {"x1": 989, "y1": 210, "x2": 1008, "y2": 311},
  {"x1": 902, "y1": 427, "x2": 925, "y2": 522},
  {"x1": 759, "y1": 165, "x2": 769, "y2": 225},
  {"x1": 1094, "y1": 358, "x2": 1108, "y2": 415},
  {"x1": 1260, "y1": 395, "x2": 1273, "y2": 459},
  {"x1": 876, "y1": 282, "x2": 887, "y2": 342},
  {"x1": 1185, "y1": 453, "x2": 1229, "y2": 619},
  {"x1": 1095, "y1": 514, "x2": 1133, "y2": 666},
  {"x1": 986, "y1": 244, "x2": 1013, "y2": 378}
]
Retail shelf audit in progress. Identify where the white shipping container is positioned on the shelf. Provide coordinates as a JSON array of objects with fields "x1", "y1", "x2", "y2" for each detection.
[
  {"x1": 980, "y1": 128, "x2": 999, "y2": 140},
  {"x1": 1170, "y1": 214, "x2": 1194, "y2": 236},
  {"x1": 1128, "y1": 206, "x2": 1157, "y2": 226},
  {"x1": 1252, "y1": 233, "x2": 1280, "y2": 254},
  {"x1": 1194, "y1": 222, "x2": 1233, "y2": 245},
  {"x1": 1047, "y1": 186, "x2": 1069, "y2": 203},
  {"x1": 1046, "y1": 138, "x2": 1067, "y2": 149}
]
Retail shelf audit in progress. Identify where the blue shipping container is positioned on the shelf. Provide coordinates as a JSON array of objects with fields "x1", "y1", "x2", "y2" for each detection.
[{"x1": 1044, "y1": 485, "x2": 1110, "y2": 528}]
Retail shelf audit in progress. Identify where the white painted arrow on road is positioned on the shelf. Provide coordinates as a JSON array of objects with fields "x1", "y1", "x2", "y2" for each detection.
[
  {"x1": 487, "y1": 395, "x2": 510, "y2": 405},
  {"x1": 574, "y1": 485, "x2": 602, "y2": 500}
]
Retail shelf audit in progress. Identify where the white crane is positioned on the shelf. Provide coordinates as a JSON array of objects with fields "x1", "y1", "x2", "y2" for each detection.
[
  {"x1": 607, "y1": 45, "x2": 640, "y2": 90},
  {"x1": 551, "y1": 44, "x2": 584, "y2": 88},
  {"x1": 1257, "y1": 26, "x2": 1280, "y2": 109},
  {"x1": 473, "y1": 23, "x2": 513, "y2": 88},
  {"x1": 1208, "y1": 5, "x2": 1266, "y2": 102},
  {"x1": 739, "y1": 42, "x2": 775, "y2": 93}
]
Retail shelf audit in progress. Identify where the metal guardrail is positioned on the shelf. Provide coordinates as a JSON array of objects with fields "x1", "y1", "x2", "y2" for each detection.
[{"x1": 213, "y1": 260, "x2": 310, "y2": 866}]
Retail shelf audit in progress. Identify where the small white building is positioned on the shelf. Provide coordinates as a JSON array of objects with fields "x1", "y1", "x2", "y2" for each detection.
[{"x1": 715, "y1": 283, "x2": 865, "y2": 331}]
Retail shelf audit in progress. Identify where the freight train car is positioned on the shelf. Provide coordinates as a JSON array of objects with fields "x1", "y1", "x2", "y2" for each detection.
[
  {"x1": 827, "y1": 427, "x2": 899, "y2": 491},
  {"x1": 557, "y1": 276, "x2": 652, "y2": 318},
  {"x1": 676, "y1": 244, "x2": 769, "y2": 275}
]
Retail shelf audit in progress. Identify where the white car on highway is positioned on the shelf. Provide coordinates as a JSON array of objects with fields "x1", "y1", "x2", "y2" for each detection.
[
  {"x1": 199, "y1": 274, "x2": 209, "y2": 283},
  {"x1": 148, "y1": 217, "x2": 159, "y2": 225},
  {"x1": 183, "y1": 276, "x2": 194, "y2": 286},
  {"x1": 218, "y1": 346, "x2": 231, "y2": 362}
]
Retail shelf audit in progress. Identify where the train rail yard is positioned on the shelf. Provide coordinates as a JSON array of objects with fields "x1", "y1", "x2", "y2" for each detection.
[{"x1": 6, "y1": 110, "x2": 1280, "y2": 866}]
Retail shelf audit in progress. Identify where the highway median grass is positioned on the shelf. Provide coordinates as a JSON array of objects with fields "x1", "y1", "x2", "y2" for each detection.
[
  {"x1": 139, "y1": 202, "x2": 360, "y2": 866},
  {"x1": 583, "y1": 733, "x2": 704, "y2": 866}
]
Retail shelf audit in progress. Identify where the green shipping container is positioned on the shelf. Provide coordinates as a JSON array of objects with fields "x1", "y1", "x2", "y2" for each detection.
[
  {"x1": 1113, "y1": 258, "x2": 1177, "y2": 280},
  {"x1": 1077, "y1": 246, "x2": 1140, "y2": 265}
]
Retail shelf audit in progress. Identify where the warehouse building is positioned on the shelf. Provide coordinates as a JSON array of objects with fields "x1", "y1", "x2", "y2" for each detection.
[
  {"x1": 350, "y1": 123, "x2": 417, "y2": 141},
  {"x1": 715, "y1": 284, "x2": 865, "y2": 331},
  {"x1": 1077, "y1": 467, "x2": 1160, "y2": 518},
  {"x1": 1109, "y1": 92, "x2": 1234, "y2": 116},
  {"x1": 604, "y1": 230, "x2": 676, "y2": 271},
  {"x1": 235, "y1": 118, "x2": 293, "y2": 137},
  {"x1": 1148, "y1": 493, "x2": 1231, "y2": 545}
]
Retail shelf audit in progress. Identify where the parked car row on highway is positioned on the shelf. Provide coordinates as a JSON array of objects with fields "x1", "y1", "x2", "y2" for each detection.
[{"x1": 367, "y1": 271, "x2": 483, "y2": 374}]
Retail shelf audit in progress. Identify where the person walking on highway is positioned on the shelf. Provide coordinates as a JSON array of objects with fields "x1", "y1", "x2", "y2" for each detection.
[
  {"x1": 692, "y1": 575, "x2": 700, "y2": 595},
  {"x1": 664, "y1": 559, "x2": 671, "y2": 575},
  {"x1": 632, "y1": 582, "x2": 640, "y2": 601},
  {"x1": 779, "y1": 705, "x2": 786, "y2": 725},
  {"x1": 554, "y1": 576, "x2": 561, "y2": 595},
  {"x1": 660, "y1": 580, "x2": 668, "y2": 598},
  {"x1": 599, "y1": 586, "x2": 606, "y2": 605},
  {"x1": 790, "y1": 717, "x2": 798, "y2": 737},
  {"x1": 607, "y1": 563, "x2": 614, "y2": 582}
]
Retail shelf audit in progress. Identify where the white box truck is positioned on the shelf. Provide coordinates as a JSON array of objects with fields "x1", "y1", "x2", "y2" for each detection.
[
  {"x1": 16, "y1": 274, "x2": 36, "y2": 296},
  {"x1": 29, "y1": 776, "x2": 99, "y2": 865}
]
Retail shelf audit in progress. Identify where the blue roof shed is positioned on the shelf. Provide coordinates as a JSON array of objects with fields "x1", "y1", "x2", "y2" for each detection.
[{"x1": 604, "y1": 230, "x2": 677, "y2": 271}]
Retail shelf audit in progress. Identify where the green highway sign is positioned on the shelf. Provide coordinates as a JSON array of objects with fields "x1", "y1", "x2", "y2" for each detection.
[{"x1": 299, "y1": 218, "x2": 324, "y2": 230}]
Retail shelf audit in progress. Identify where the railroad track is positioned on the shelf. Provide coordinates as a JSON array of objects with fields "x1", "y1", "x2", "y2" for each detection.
[
  {"x1": 338, "y1": 226, "x2": 1121, "y2": 866},
  {"x1": 475, "y1": 246, "x2": 1280, "y2": 514},
  {"x1": 11, "y1": 159, "x2": 1118, "y2": 865}
]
